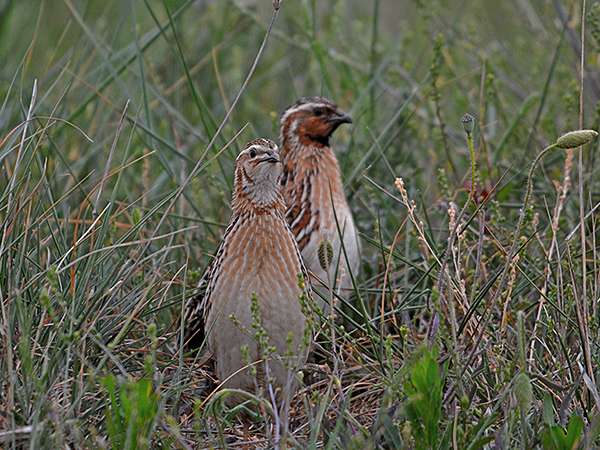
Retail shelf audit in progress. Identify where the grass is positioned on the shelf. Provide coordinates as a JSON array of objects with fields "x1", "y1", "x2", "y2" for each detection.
[{"x1": 1, "y1": 0, "x2": 600, "y2": 448}]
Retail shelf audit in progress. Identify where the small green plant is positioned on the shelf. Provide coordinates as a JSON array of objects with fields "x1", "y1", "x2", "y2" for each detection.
[
  {"x1": 402, "y1": 346, "x2": 443, "y2": 450},
  {"x1": 102, "y1": 375, "x2": 160, "y2": 450},
  {"x1": 541, "y1": 415, "x2": 584, "y2": 450}
]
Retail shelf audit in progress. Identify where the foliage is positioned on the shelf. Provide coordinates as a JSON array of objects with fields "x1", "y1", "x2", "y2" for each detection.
[
  {"x1": 102, "y1": 375, "x2": 160, "y2": 450},
  {"x1": 541, "y1": 415, "x2": 584, "y2": 450},
  {"x1": 402, "y1": 347, "x2": 443, "y2": 450}
]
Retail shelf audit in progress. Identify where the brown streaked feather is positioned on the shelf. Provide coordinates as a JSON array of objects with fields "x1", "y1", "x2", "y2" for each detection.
[{"x1": 183, "y1": 214, "x2": 242, "y2": 349}]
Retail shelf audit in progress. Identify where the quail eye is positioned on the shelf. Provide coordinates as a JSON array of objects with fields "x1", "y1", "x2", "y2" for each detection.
[
  {"x1": 249, "y1": 149, "x2": 257, "y2": 158},
  {"x1": 313, "y1": 108, "x2": 324, "y2": 116}
]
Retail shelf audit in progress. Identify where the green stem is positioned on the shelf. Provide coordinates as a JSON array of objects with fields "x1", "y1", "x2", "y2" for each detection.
[
  {"x1": 505, "y1": 143, "x2": 558, "y2": 266},
  {"x1": 466, "y1": 131, "x2": 477, "y2": 201},
  {"x1": 476, "y1": 142, "x2": 562, "y2": 378}
]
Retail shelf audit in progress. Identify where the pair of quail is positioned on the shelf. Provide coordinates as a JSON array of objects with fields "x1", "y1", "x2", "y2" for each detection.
[{"x1": 184, "y1": 97, "x2": 359, "y2": 397}]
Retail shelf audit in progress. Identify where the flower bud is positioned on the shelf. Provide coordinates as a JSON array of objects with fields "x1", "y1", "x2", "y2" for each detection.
[
  {"x1": 555, "y1": 129, "x2": 598, "y2": 149},
  {"x1": 461, "y1": 113, "x2": 475, "y2": 135}
]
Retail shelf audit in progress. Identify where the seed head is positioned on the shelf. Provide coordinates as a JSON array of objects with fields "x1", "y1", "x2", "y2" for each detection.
[
  {"x1": 555, "y1": 129, "x2": 598, "y2": 149},
  {"x1": 461, "y1": 113, "x2": 475, "y2": 135},
  {"x1": 318, "y1": 239, "x2": 334, "y2": 271}
]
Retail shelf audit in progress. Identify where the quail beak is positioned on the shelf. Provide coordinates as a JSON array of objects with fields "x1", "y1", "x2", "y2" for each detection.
[
  {"x1": 260, "y1": 154, "x2": 280, "y2": 164},
  {"x1": 327, "y1": 111, "x2": 353, "y2": 127}
]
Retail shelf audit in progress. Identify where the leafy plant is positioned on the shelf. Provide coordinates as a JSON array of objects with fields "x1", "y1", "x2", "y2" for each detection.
[
  {"x1": 403, "y1": 346, "x2": 443, "y2": 450},
  {"x1": 541, "y1": 415, "x2": 584, "y2": 450},
  {"x1": 102, "y1": 375, "x2": 160, "y2": 450}
]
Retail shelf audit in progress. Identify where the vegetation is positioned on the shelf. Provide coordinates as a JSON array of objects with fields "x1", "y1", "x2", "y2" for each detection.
[{"x1": 1, "y1": 0, "x2": 600, "y2": 448}]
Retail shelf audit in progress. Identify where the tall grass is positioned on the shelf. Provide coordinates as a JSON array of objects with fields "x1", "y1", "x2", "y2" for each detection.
[{"x1": 1, "y1": 0, "x2": 600, "y2": 448}]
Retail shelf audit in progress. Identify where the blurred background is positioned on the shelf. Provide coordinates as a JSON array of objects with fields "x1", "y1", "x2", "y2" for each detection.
[{"x1": 1, "y1": 0, "x2": 593, "y2": 254}]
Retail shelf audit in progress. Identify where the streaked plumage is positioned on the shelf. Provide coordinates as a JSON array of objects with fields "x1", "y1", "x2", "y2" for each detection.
[
  {"x1": 184, "y1": 138, "x2": 311, "y2": 394},
  {"x1": 280, "y1": 97, "x2": 360, "y2": 308}
]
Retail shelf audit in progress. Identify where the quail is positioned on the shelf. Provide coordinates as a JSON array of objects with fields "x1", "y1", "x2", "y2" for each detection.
[
  {"x1": 184, "y1": 138, "x2": 311, "y2": 395},
  {"x1": 279, "y1": 97, "x2": 360, "y2": 310}
]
